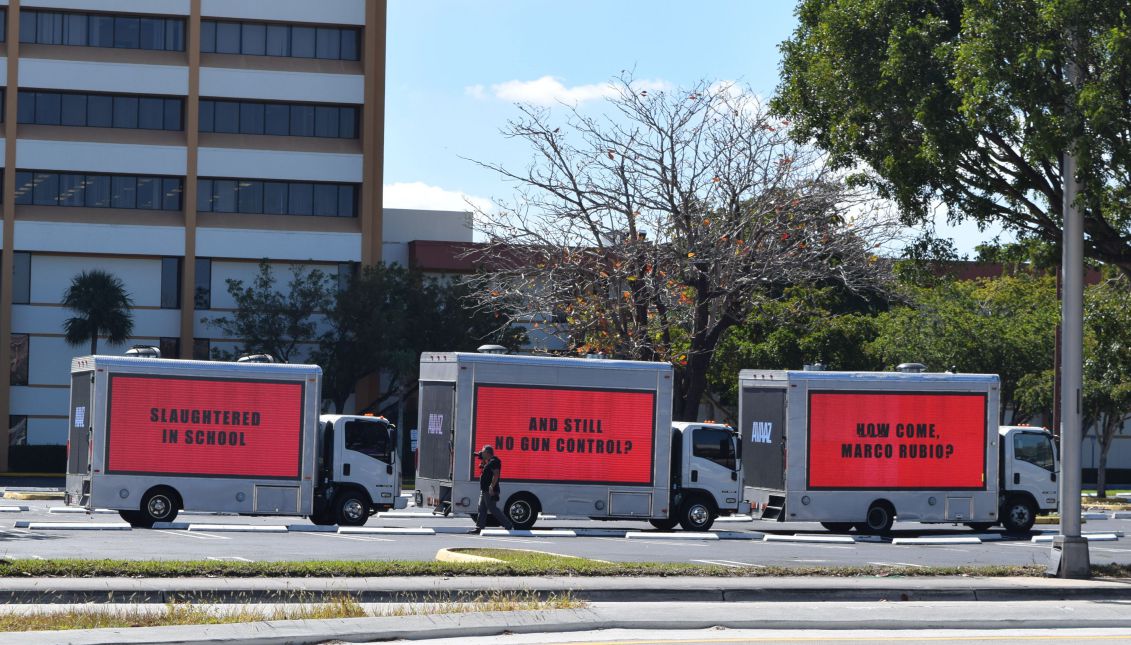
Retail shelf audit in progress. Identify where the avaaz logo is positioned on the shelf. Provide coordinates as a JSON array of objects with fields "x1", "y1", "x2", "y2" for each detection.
[{"x1": 751, "y1": 421, "x2": 773, "y2": 444}]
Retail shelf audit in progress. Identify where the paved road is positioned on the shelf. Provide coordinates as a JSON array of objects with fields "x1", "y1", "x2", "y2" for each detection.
[
  {"x1": 408, "y1": 628, "x2": 1131, "y2": 645},
  {"x1": 1, "y1": 499, "x2": 1128, "y2": 568}
]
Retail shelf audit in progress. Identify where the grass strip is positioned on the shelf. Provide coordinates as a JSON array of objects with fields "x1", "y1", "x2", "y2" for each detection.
[
  {"x1": 0, "y1": 557, "x2": 1049, "y2": 578},
  {"x1": 0, "y1": 590, "x2": 583, "y2": 633}
]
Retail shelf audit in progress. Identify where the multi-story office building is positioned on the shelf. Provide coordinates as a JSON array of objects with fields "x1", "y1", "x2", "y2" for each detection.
[{"x1": 0, "y1": 0, "x2": 463, "y2": 472}]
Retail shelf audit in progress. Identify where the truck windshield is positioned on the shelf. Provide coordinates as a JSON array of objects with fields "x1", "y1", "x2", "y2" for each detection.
[
  {"x1": 693, "y1": 426, "x2": 737, "y2": 470},
  {"x1": 1014, "y1": 432, "x2": 1055, "y2": 472},
  {"x1": 344, "y1": 420, "x2": 391, "y2": 462}
]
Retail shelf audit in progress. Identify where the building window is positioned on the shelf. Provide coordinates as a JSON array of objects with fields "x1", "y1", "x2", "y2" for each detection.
[
  {"x1": 10, "y1": 334, "x2": 29, "y2": 386},
  {"x1": 192, "y1": 338, "x2": 211, "y2": 361},
  {"x1": 198, "y1": 178, "x2": 356, "y2": 217},
  {"x1": 159, "y1": 337, "x2": 180, "y2": 360},
  {"x1": 199, "y1": 98, "x2": 357, "y2": 139},
  {"x1": 13, "y1": 171, "x2": 183, "y2": 211},
  {"x1": 0, "y1": 9, "x2": 7, "y2": 44},
  {"x1": 194, "y1": 258, "x2": 211, "y2": 310},
  {"x1": 12, "y1": 252, "x2": 31, "y2": 305},
  {"x1": 200, "y1": 19, "x2": 360, "y2": 61},
  {"x1": 18, "y1": 90, "x2": 183, "y2": 131},
  {"x1": 160, "y1": 257, "x2": 181, "y2": 309},
  {"x1": 9, "y1": 416, "x2": 28, "y2": 446},
  {"x1": 337, "y1": 262, "x2": 355, "y2": 293},
  {"x1": 19, "y1": 9, "x2": 185, "y2": 51}
]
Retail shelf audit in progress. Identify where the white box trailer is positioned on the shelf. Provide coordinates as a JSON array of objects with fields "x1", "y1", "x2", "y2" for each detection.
[
  {"x1": 415, "y1": 353, "x2": 747, "y2": 531},
  {"x1": 65, "y1": 356, "x2": 405, "y2": 527},
  {"x1": 739, "y1": 369, "x2": 1059, "y2": 533}
]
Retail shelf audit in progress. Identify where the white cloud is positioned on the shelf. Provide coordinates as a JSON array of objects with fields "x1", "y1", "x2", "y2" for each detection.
[
  {"x1": 467, "y1": 76, "x2": 671, "y2": 106},
  {"x1": 383, "y1": 182, "x2": 492, "y2": 214}
]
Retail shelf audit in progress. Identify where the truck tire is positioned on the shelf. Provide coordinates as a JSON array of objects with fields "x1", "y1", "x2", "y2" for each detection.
[
  {"x1": 649, "y1": 517, "x2": 679, "y2": 531},
  {"x1": 860, "y1": 501, "x2": 895, "y2": 534},
  {"x1": 820, "y1": 522, "x2": 855, "y2": 533},
  {"x1": 1001, "y1": 496, "x2": 1036, "y2": 533},
  {"x1": 334, "y1": 491, "x2": 370, "y2": 527},
  {"x1": 135, "y1": 487, "x2": 180, "y2": 528},
  {"x1": 678, "y1": 496, "x2": 716, "y2": 531},
  {"x1": 309, "y1": 512, "x2": 337, "y2": 526},
  {"x1": 504, "y1": 494, "x2": 540, "y2": 531}
]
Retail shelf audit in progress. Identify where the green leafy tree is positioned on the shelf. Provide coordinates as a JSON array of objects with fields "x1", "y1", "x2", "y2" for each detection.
[
  {"x1": 207, "y1": 260, "x2": 332, "y2": 363},
  {"x1": 1081, "y1": 274, "x2": 1131, "y2": 497},
  {"x1": 708, "y1": 285, "x2": 883, "y2": 415},
  {"x1": 868, "y1": 272, "x2": 1059, "y2": 422},
  {"x1": 775, "y1": 0, "x2": 1131, "y2": 272},
  {"x1": 62, "y1": 270, "x2": 135, "y2": 355},
  {"x1": 314, "y1": 264, "x2": 525, "y2": 413}
]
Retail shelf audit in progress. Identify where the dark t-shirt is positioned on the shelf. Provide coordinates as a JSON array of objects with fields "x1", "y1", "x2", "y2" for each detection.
[{"x1": 479, "y1": 456, "x2": 502, "y2": 492}]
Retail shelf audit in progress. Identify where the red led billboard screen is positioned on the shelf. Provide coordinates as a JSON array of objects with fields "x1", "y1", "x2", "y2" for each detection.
[
  {"x1": 473, "y1": 385, "x2": 656, "y2": 485},
  {"x1": 807, "y1": 391, "x2": 987, "y2": 489},
  {"x1": 106, "y1": 375, "x2": 305, "y2": 479}
]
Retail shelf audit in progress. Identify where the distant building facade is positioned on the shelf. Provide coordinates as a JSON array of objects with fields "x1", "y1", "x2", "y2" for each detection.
[{"x1": 0, "y1": 1, "x2": 477, "y2": 472}]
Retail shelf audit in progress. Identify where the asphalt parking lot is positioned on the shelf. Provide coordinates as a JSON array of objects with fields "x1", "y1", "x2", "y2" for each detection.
[{"x1": 1, "y1": 498, "x2": 1128, "y2": 568}]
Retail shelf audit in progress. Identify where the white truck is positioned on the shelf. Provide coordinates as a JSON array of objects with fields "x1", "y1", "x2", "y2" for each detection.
[
  {"x1": 64, "y1": 356, "x2": 405, "y2": 528},
  {"x1": 414, "y1": 353, "x2": 749, "y2": 531},
  {"x1": 739, "y1": 369, "x2": 1059, "y2": 534}
]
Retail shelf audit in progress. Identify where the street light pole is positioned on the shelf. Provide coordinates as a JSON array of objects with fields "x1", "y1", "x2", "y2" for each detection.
[{"x1": 1051, "y1": 32, "x2": 1090, "y2": 578}]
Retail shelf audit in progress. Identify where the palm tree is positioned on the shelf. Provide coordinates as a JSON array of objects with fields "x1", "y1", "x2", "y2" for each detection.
[{"x1": 62, "y1": 270, "x2": 135, "y2": 355}]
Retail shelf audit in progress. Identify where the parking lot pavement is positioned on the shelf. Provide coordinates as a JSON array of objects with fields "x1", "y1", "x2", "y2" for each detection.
[{"x1": 1, "y1": 498, "x2": 1128, "y2": 568}]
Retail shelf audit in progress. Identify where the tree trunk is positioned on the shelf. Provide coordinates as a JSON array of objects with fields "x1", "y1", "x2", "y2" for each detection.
[
  {"x1": 1098, "y1": 433, "x2": 1111, "y2": 499},
  {"x1": 90, "y1": 335, "x2": 98, "y2": 356}
]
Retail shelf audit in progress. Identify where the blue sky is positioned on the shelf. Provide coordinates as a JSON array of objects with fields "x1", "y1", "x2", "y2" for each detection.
[{"x1": 383, "y1": 0, "x2": 999, "y2": 254}]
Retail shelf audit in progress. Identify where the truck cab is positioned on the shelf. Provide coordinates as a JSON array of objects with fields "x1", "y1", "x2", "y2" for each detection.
[
  {"x1": 654, "y1": 422, "x2": 749, "y2": 531},
  {"x1": 312, "y1": 414, "x2": 406, "y2": 526},
  {"x1": 998, "y1": 425, "x2": 1059, "y2": 532}
]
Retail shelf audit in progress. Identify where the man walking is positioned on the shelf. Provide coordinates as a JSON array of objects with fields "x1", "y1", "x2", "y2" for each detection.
[{"x1": 472, "y1": 445, "x2": 513, "y2": 532}]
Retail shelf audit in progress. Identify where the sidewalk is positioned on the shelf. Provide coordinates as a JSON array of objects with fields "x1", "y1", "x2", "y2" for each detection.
[{"x1": 4, "y1": 597, "x2": 1131, "y2": 645}]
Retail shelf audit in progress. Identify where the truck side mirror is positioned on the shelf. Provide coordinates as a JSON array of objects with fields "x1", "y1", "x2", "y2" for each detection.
[{"x1": 1050, "y1": 471, "x2": 1056, "y2": 482}]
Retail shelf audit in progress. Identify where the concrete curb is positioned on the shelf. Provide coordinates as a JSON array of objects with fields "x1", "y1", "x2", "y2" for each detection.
[{"x1": 435, "y1": 549, "x2": 500, "y2": 563}]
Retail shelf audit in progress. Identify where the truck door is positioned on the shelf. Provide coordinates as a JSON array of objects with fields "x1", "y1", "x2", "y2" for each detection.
[
  {"x1": 339, "y1": 418, "x2": 398, "y2": 505},
  {"x1": 65, "y1": 371, "x2": 95, "y2": 506},
  {"x1": 687, "y1": 425, "x2": 741, "y2": 509},
  {"x1": 1006, "y1": 430, "x2": 1058, "y2": 511},
  {"x1": 417, "y1": 382, "x2": 456, "y2": 480},
  {"x1": 739, "y1": 386, "x2": 786, "y2": 491}
]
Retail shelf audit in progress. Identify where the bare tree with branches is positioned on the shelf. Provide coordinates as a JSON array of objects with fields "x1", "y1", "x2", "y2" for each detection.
[{"x1": 467, "y1": 75, "x2": 899, "y2": 419}]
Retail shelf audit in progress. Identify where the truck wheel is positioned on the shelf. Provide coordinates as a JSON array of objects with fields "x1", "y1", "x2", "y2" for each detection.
[
  {"x1": 649, "y1": 517, "x2": 679, "y2": 531},
  {"x1": 860, "y1": 501, "x2": 895, "y2": 534},
  {"x1": 504, "y1": 494, "x2": 540, "y2": 531},
  {"x1": 309, "y1": 512, "x2": 337, "y2": 526},
  {"x1": 678, "y1": 496, "x2": 716, "y2": 531},
  {"x1": 138, "y1": 488, "x2": 180, "y2": 528},
  {"x1": 334, "y1": 491, "x2": 370, "y2": 527},
  {"x1": 1001, "y1": 497, "x2": 1036, "y2": 533},
  {"x1": 820, "y1": 522, "x2": 855, "y2": 533},
  {"x1": 118, "y1": 510, "x2": 146, "y2": 527}
]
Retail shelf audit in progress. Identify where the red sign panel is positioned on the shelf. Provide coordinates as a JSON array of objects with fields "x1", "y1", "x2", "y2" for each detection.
[
  {"x1": 473, "y1": 385, "x2": 656, "y2": 485},
  {"x1": 106, "y1": 375, "x2": 304, "y2": 479},
  {"x1": 807, "y1": 392, "x2": 987, "y2": 489}
]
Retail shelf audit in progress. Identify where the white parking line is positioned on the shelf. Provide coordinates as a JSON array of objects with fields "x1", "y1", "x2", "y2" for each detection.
[
  {"x1": 470, "y1": 536, "x2": 555, "y2": 545},
  {"x1": 868, "y1": 561, "x2": 926, "y2": 568},
  {"x1": 692, "y1": 559, "x2": 765, "y2": 568},
  {"x1": 154, "y1": 529, "x2": 230, "y2": 540},
  {"x1": 300, "y1": 532, "x2": 394, "y2": 543}
]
